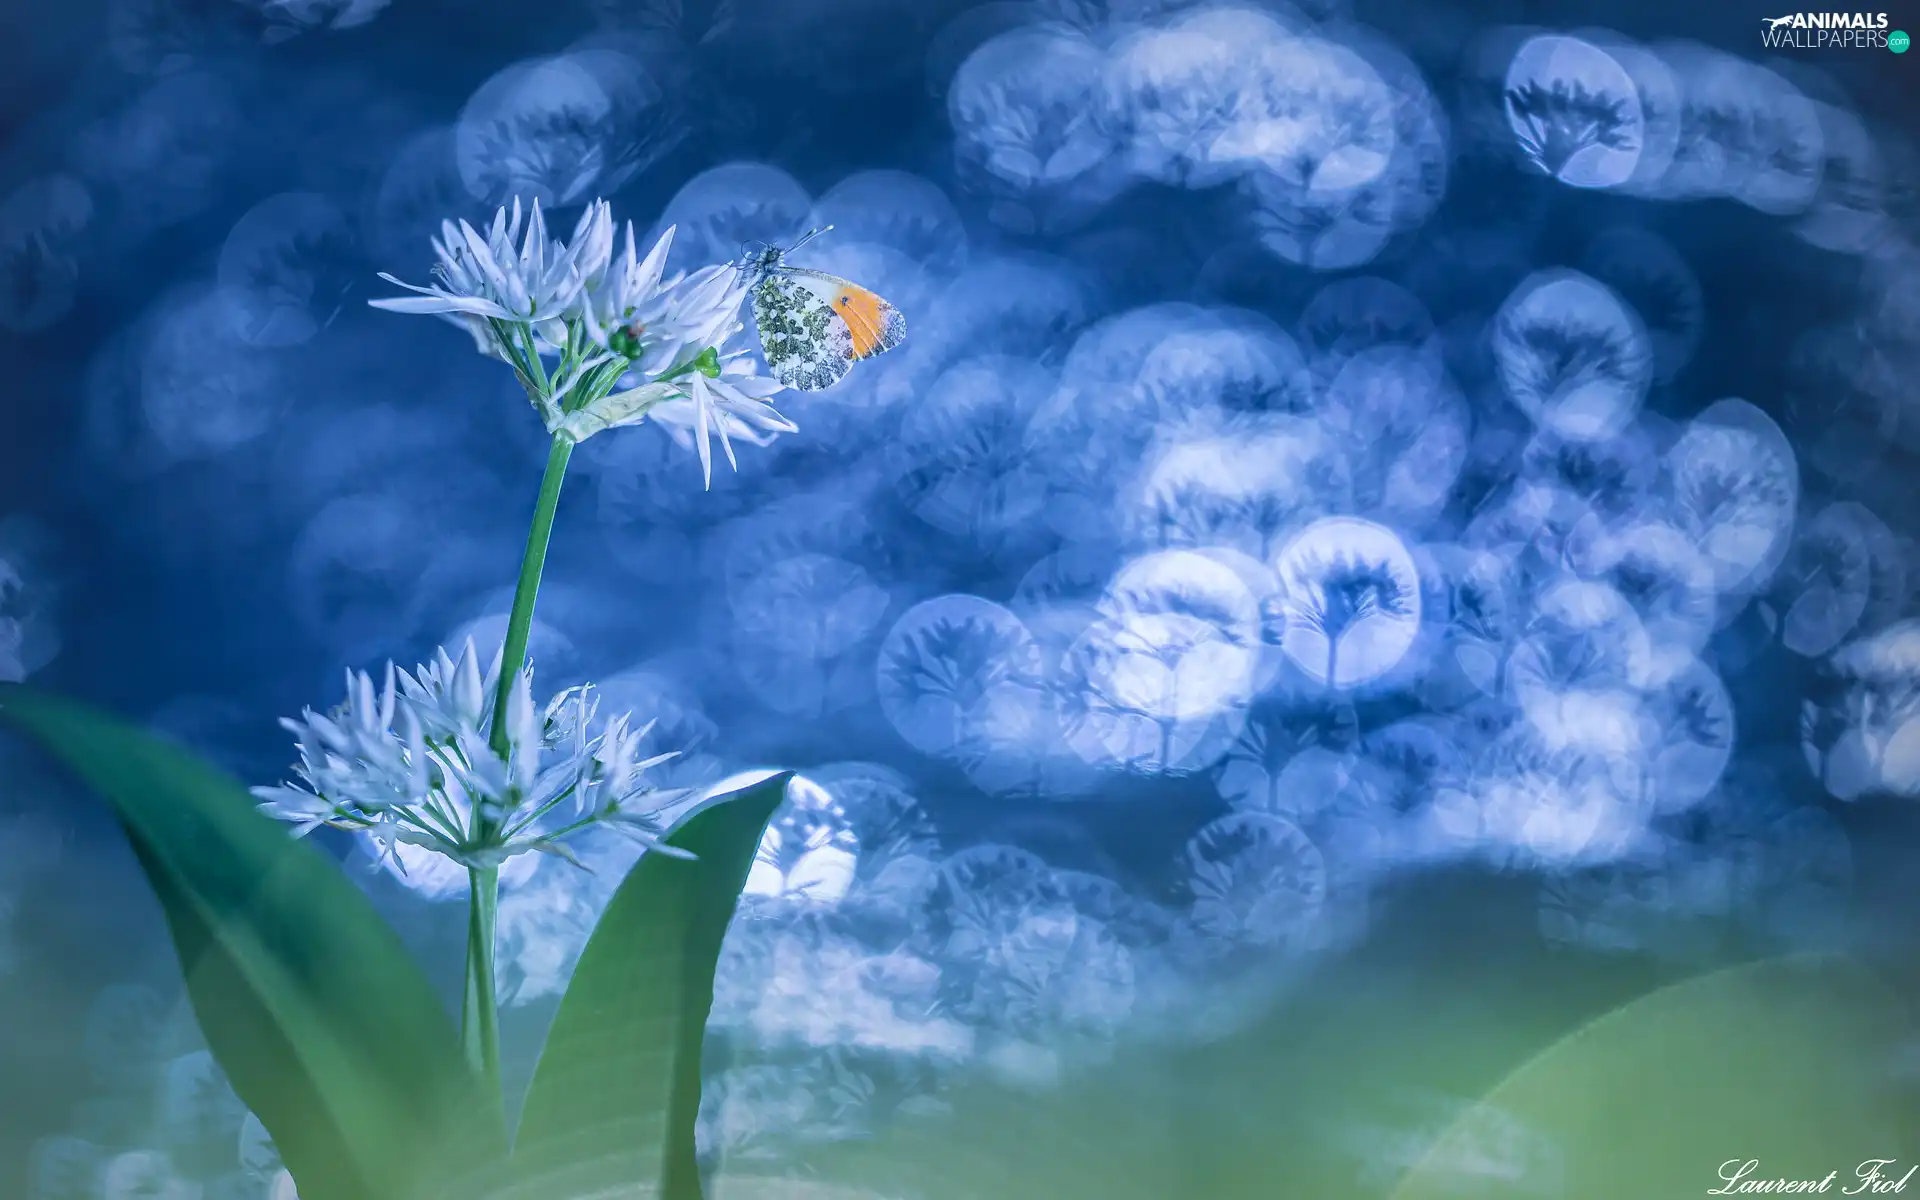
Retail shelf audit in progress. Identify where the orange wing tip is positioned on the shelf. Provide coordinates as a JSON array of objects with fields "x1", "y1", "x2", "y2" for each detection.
[{"x1": 834, "y1": 287, "x2": 908, "y2": 361}]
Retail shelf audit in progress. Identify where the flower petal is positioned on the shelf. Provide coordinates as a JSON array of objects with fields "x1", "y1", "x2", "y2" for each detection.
[
  {"x1": 693, "y1": 374, "x2": 714, "y2": 489},
  {"x1": 369, "y1": 294, "x2": 514, "y2": 318}
]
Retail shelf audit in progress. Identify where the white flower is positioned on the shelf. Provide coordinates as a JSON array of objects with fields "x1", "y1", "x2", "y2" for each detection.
[
  {"x1": 646, "y1": 345, "x2": 798, "y2": 488},
  {"x1": 574, "y1": 221, "x2": 677, "y2": 352},
  {"x1": 252, "y1": 640, "x2": 694, "y2": 870},
  {"x1": 616, "y1": 261, "x2": 752, "y2": 378},
  {"x1": 368, "y1": 196, "x2": 797, "y2": 482},
  {"x1": 563, "y1": 282, "x2": 795, "y2": 475},
  {"x1": 369, "y1": 198, "x2": 612, "y2": 361},
  {"x1": 543, "y1": 251, "x2": 767, "y2": 446}
]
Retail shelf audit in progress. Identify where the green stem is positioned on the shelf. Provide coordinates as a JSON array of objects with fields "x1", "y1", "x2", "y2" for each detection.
[
  {"x1": 462, "y1": 433, "x2": 575, "y2": 1095},
  {"x1": 489, "y1": 435, "x2": 575, "y2": 755},
  {"x1": 463, "y1": 865, "x2": 502, "y2": 1095}
]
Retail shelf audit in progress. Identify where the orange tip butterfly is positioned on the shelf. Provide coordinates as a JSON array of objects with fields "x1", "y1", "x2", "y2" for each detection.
[{"x1": 739, "y1": 226, "x2": 907, "y2": 392}]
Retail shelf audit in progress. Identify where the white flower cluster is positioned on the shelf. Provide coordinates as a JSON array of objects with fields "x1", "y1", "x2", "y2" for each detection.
[
  {"x1": 372, "y1": 197, "x2": 795, "y2": 487},
  {"x1": 252, "y1": 641, "x2": 692, "y2": 871}
]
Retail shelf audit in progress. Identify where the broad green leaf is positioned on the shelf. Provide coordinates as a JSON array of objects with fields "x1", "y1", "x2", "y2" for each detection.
[
  {"x1": 0, "y1": 685, "x2": 505, "y2": 1200},
  {"x1": 509, "y1": 771, "x2": 795, "y2": 1200},
  {"x1": 1389, "y1": 956, "x2": 1908, "y2": 1200}
]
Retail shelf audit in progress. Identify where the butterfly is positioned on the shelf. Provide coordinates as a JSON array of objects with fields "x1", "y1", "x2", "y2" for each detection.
[{"x1": 740, "y1": 226, "x2": 907, "y2": 392}]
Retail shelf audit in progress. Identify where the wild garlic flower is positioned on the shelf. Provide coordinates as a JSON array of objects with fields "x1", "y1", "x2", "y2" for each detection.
[
  {"x1": 369, "y1": 195, "x2": 800, "y2": 476},
  {"x1": 252, "y1": 641, "x2": 693, "y2": 872},
  {"x1": 554, "y1": 226, "x2": 795, "y2": 484},
  {"x1": 646, "y1": 343, "x2": 797, "y2": 488},
  {"x1": 572, "y1": 220, "x2": 677, "y2": 355},
  {"x1": 370, "y1": 198, "x2": 609, "y2": 365},
  {"x1": 611, "y1": 259, "x2": 752, "y2": 380}
]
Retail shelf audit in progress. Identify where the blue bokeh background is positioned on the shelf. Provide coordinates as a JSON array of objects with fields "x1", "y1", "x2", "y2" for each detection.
[{"x1": 2, "y1": 0, "x2": 1919, "y2": 1195}]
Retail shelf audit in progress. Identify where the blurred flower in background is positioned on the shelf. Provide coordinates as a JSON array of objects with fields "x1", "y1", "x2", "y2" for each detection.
[{"x1": 0, "y1": 519, "x2": 60, "y2": 685}]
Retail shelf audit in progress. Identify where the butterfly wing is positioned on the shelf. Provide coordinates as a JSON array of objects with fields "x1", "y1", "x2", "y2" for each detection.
[
  {"x1": 750, "y1": 266, "x2": 908, "y2": 393},
  {"x1": 781, "y1": 267, "x2": 908, "y2": 362},
  {"x1": 750, "y1": 272, "x2": 857, "y2": 392}
]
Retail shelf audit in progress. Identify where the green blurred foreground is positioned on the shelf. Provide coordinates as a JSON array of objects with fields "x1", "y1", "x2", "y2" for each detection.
[{"x1": 705, "y1": 955, "x2": 1911, "y2": 1200}]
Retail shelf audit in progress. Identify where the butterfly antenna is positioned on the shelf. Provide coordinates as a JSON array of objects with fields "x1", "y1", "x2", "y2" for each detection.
[{"x1": 787, "y1": 225, "x2": 833, "y2": 254}]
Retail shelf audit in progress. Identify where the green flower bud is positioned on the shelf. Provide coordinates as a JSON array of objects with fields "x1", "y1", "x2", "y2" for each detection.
[{"x1": 608, "y1": 321, "x2": 645, "y2": 359}]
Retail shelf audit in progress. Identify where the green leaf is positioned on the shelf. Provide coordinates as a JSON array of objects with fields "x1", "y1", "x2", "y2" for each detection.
[
  {"x1": 0, "y1": 685, "x2": 505, "y2": 1200},
  {"x1": 508, "y1": 771, "x2": 795, "y2": 1200},
  {"x1": 1388, "y1": 956, "x2": 1909, "y2": 1200}
]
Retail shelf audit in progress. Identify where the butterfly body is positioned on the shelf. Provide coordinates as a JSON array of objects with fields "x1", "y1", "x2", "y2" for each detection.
[{"x1": 742, "y1": 229, "x2": 907, "y2": 392}]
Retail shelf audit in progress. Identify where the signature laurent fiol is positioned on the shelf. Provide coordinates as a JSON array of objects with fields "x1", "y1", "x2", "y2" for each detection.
[{"x1": 1711, "y1": 1159, "x2": 1919, "y2": 1195}]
